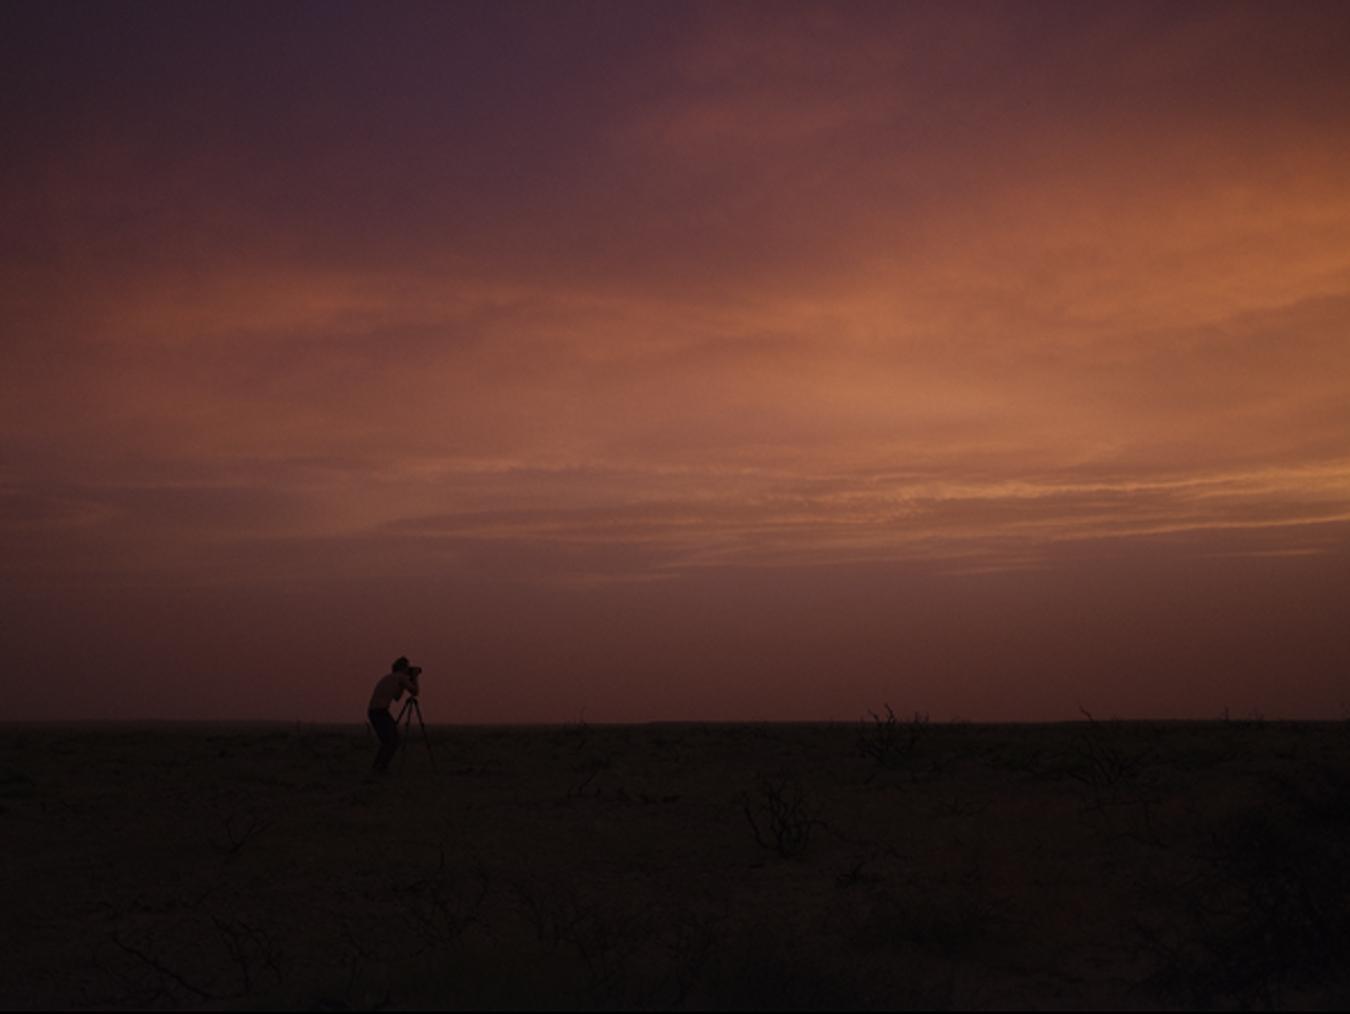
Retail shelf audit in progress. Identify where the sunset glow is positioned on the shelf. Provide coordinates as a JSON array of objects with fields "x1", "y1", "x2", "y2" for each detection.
[{"x1": 3, "y1": 2, "x2": 1348, "y2": 723}]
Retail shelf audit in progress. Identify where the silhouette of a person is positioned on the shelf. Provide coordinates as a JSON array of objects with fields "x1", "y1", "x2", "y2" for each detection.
[{"x1": 368, "y1": 656, "x2": 420, "y2": 775}]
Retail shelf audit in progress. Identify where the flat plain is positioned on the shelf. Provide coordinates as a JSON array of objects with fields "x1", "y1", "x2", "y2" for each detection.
[{"x1": 1, "y1": 716, "x2": 1347, "y2": 1010}]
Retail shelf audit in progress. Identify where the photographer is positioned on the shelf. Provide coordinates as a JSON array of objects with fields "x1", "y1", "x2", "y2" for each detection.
[{"x1": 367, "y1": 656, "x2": 421, "y2": 775}]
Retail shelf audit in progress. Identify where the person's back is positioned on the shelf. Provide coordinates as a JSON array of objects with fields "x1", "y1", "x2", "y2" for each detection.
[{"x1": 369, "y1": 672, "x2": 415, "y2": 712}]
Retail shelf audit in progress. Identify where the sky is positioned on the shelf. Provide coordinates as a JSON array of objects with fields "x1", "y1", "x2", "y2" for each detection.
[{"x1": 3, "y1": 1, "x2": 1349, "y2": 723}]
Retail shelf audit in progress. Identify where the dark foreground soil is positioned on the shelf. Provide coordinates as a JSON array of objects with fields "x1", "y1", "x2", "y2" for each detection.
[{"x1": 2, "y1": 717, "x2": 1348, "y2": 1010}]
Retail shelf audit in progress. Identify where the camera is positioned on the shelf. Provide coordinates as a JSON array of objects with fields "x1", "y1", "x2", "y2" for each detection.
[{"x1": 407, "y1": 666, "x2": 423, "y2": 677}]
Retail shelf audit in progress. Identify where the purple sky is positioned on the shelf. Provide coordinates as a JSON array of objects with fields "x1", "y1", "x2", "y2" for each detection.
[{"x1": 3, "y1": 2, "x2": 1349, "y2": 722}]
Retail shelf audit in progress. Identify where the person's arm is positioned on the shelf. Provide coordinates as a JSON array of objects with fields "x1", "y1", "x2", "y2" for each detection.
[{"x1": 402, "y1": 672, "x2": 420, "y2": 697}]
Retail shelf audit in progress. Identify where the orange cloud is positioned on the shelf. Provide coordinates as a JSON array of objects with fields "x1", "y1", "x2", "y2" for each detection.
[{"x1": 4, "y1": 2, "x2": 1350, "y2": 589}]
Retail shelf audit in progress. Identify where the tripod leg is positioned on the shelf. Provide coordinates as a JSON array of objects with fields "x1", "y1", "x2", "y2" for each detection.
[{"x1": 411, "y1": 698, "x2": 437, "y2": 771}]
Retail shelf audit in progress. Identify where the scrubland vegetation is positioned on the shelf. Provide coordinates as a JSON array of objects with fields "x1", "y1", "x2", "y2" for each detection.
[{"x1": 1, "y1": 715, "x2": 1347, "y2": 1009}]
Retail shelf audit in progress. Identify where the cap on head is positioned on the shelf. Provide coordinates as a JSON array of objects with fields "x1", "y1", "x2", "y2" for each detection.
[{"x1": 393, "y1": 656, "x2": 410, "y2": 672}]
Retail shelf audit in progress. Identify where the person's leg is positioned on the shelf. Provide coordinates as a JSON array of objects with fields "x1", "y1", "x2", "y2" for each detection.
[{"x1": 369, "y1": 708, "x2": 400, "y2": 773}]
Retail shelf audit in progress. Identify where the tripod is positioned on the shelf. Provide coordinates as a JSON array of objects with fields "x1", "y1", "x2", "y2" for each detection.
[{"x1": 394, "y1": 695, "x2": 437, "y2": 771}]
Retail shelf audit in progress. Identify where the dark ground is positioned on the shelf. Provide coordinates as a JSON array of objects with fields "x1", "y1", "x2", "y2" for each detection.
[{"x1": 1, "y1": 716, "x2": 1348, "y2": 1010}]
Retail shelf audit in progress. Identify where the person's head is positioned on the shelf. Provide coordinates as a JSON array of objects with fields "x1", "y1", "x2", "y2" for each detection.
[{"x1": 393, "y1": 656, "x2": 422, "y2": 679}]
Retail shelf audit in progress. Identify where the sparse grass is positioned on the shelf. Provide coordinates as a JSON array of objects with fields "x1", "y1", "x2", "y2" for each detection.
[
  {"x1": 1, "y1": 720, "x2": 1347, "y2": 1009},
  {"x1": 740, "y1": 771, "x2": 823, "y2": 858},
  {"x1": 1136, "y1": 763, "x2": 1350, "y2": 1009},
  {"x1": 855, "y1": 704, "x2": 929, "y2": 772}
]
